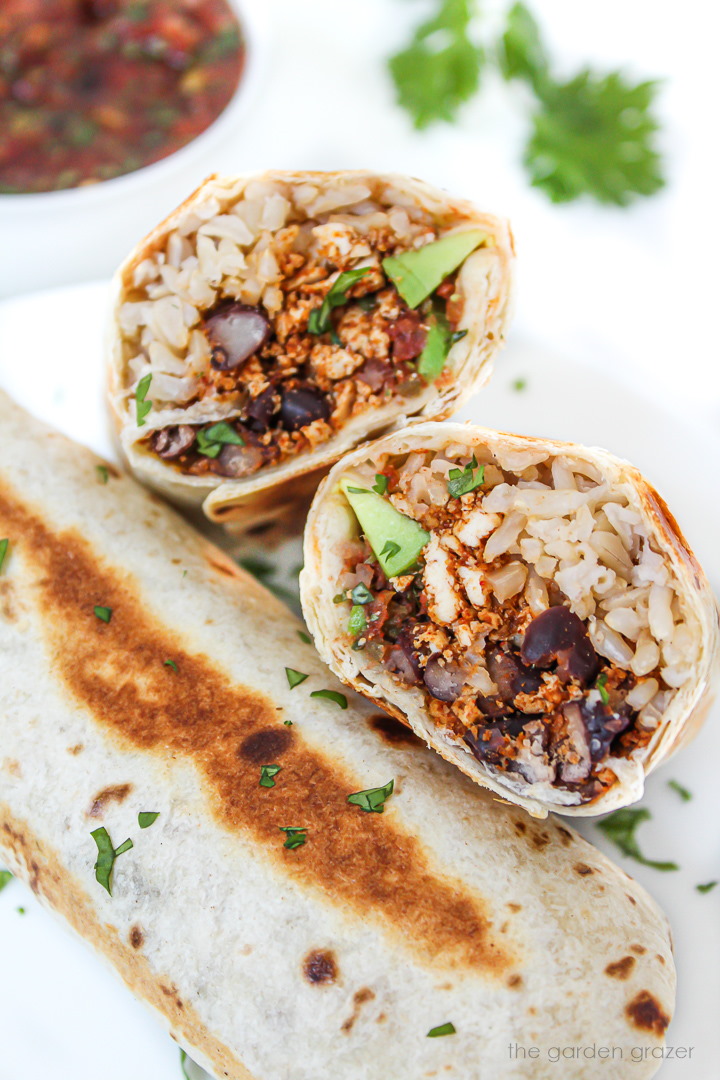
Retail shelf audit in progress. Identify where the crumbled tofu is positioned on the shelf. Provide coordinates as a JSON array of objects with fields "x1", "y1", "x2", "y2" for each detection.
[
  {"x1": 422, "y1": 534, "x2": 463, "y2": 625},
  {"x1": 310, "y1": 343, "x2": 364, "y2": 381},
  {"x1": 457, "y1": 565, "x2": 487, "y2": 609},
  {"x1": 454, "y1": 509, "x2": 502, "y2": 548}
]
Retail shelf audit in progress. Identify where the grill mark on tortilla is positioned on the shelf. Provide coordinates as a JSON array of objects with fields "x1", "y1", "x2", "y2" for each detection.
[
  {"x1": 605, "y1": 956, "x2": 636, "y2": 980},
  {"x1": 88, "y1": 783, "x2": 133, "y2": 818},
  {"x1": 625, "y1": 990, "x2": 670, "y2": 1035},
  {"x1": 0, "y1": 485, "x2": 510, "y2": 973},
  {"x1": 303, "y1": 949, "x2": 338, "y2": 985},
  {"x1": 368, "y1": 714, "x2": 422, "y2": 747},
  {"x1": 341, "y1": 987, "x2": 375, "y2": 1032}
]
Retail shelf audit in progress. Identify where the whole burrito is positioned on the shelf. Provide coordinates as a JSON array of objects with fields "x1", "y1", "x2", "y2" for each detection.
[
  {"x1": 301, "y1": 422, "x2": 719, "y2": 819},
  {"x1": 0, "y1": 394, "x2": 675, "y2": 1079},
  {"x1": 107, "y1": 170, "x2": 514, "y2": 530}
]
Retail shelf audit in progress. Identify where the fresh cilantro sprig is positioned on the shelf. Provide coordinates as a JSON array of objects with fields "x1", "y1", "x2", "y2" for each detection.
[
  {"x1": 389, "y1": 0, "x2": 665, "y2": 206},
  {"x1": 389, "y1": 0, "x2": 483, "y2": 129},
  {"x1": 308, "y1": 267, "x2": 371, "y2": 334},
  {"x1": 596, "y1": 808, "x2": 678, "y2": 872},
  {"x1": 195, "y1": 422, "x2": 244, "y2": 459},
  {"x1": 499, "y1": 2, "x2": 664, "y2": 205}
]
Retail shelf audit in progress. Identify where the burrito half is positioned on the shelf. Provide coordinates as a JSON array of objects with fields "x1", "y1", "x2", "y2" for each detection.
[
  {"x1": 108, "y1": 171, "x2": 513, "y2": 529},
  {"x1": 301, "y1": 422, "x2": 719, "y2": 818},
  {"x1": 0, "y1": 394, "x2": 675, "y2": 1078}
]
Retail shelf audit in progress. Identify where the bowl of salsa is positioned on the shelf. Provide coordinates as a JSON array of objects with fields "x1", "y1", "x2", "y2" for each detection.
[{"x1": 0, "y1": 0, "x2": 267, "y2": 294}]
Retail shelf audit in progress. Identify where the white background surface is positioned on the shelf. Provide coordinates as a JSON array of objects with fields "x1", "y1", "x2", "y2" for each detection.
[{"x1": 1, "y1": 1, "x2": 719, "y2": 1077}]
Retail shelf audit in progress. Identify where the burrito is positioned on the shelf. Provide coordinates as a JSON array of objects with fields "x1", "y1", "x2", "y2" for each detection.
[
  {"x1": 302, "y1": 422, "x2": 719, "y2": 819},
  {"x1": 107, "y1": 170, "x2": 514, "y2": 529},
  {"x1": 0, "y1": 394, "x2": 675, "y2": 1079}
]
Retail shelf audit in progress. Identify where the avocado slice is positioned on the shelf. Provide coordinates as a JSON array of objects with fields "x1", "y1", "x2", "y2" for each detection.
[
  {"x1": 340, "y1": 477, "x2": 430, "y2": 577},
  {"x1": 382, "y1": 228, "x2": 487, "y2": 309}
]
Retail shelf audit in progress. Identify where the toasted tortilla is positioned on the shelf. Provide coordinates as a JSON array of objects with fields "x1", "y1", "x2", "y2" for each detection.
[
  {"x1": 107, "y1": 171, "x2": 514, "y2": 531},
  {"x1": 0, "y1": 394, "x2": 675, "y2": 1079},
  {"x1": 301, "y1": 422, "x2": 719, "y2": 819}
]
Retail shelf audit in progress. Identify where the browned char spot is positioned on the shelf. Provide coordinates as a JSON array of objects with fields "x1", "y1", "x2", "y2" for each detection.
[
  {"x1": 605, "y1": 956, "x2": 636, "y2": 980},
  {"x1": 67, "y1": 744, "x2": 84, "y2": 755},
  {"x1": 507, "y1": 974, "x2": 523, "y2": 989},
  {"x1": 0, "y1": 484, "x2": 512, "y2": 974},
  {"x1": 574, "y1": 863, "x2": 594, "y2": 876},
  {"x1": 0, "y1": 578, "x2": 18, "y2": 622},
  {"x1": 627, "y1": 894, "x2": 638, "y2": 906},
  {"x1": 304, "y1": 950, "x2": 338, "y2": 985},
  {"x1": 531, "y1": 831, "x2": 550, "y2": 850},
  {"x1": 368, "y1": 714, "x2": 422, "y2": 747},
  {"x1": 625, "y1": 990, "x2": 670, "y2": 1036},
  {"x1": 341, "y1": 987, "x2": 376, "y2": 1032},
  {"x1": 630, "y1": 944, "x2": 646, "y2": 955},
  {"x1": 656, "y1": 953, "x2": 666, "y2": 965},
  {"x1": 129, "y1": 926, "x2": 144, "y2": 949},
  {"x1": 507, "y1": 903, "x2": 522, "y2": 913},
  {"x1": 88, "y1": 783, "x2": 133, "y2": 818},
  {"x1": 555, "y1": 826, "x2": 573, "y2": 846},
  {"x1": 513, "y1": 820, "x2": 526, "y2": 834},
  {"x1": 238, "y1": 728, "x2": 294, "y2": 764}
]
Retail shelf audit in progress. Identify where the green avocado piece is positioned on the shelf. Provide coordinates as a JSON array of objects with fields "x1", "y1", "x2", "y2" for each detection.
[
  {"x1": 382, "y1": 228, "x2": 487, "y2": 309},
  {"x1": 340, "y1": 478, "x2": 430, "y2": 577}
]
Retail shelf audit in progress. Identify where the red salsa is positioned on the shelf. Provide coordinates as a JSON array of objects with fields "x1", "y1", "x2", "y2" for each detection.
[{"x1": 0, "y1": 1, "x2": 245, "y2": 194}]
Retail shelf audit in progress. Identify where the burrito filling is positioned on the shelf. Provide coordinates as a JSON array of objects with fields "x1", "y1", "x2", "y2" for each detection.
[
  {"x1": 118, "y1": 178, "x2": 488, "y2": 479},
  {"x1": 335, "y1": 445, "x2": 700, "y2": 804}
]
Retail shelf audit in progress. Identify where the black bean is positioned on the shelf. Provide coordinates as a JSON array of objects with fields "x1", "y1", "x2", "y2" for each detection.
[
  {"x1": 464, "y1": 715, "x2": 528, "y2": 766},
  {"x1": 205, "y1": 303, "x2": 271, "y2": 371},
  {"x1": 521, "y1": 605, "x2": 598, "y2": 684},
  {"x1": 580, "y1": 698, "x2": 632, "y2": 762},
  {"x1": 486, "y1": 647, "x2": 542, "y2": 701},
  {"x1": 246, "y1": 386, "x2": 279, "y2": 432},
  {"x1": 151, "y1": 425, "x2": 196, "y2": 459},
  {"x1": 279, "y1": 386, "x2": 330, "y2": 431},
  {"x1": 423, "y1": 654, "x2": 465, "y2": 702},
  {"x1": 208, "y1": 442, "x2": 264, "y2": 478}
]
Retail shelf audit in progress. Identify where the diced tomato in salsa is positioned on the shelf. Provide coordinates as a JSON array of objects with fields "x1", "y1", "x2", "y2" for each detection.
[{"x1": 0, "y1": 0, "x2": 245, "y2": 194}]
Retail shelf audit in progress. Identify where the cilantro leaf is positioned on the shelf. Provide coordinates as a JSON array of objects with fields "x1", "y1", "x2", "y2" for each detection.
[
  {"x1": 500, "y1": 4, "x2": 664, "y2": 206},
  {"x1": 308, "y1": 267, "x2": 371, "y2": 334},
  {"x1": 0, "y1": 869, "x2": 13, "y2": 893},
  {"x1": 348, "y1": 779, "x2": 394, "y2": 813},
  {"x1": 597, "y1": 808, "x2": 678, "y2": 871},
  {"x1": 310, "y1": 689, "x2": 348, "y2": 709},
  {"x1": 428, "y1": 1022, "x2": 456, "y2": 1037},
  {"x1": 259, "y1": 764, "x2": 282, "y2": 788},
  {"x1": 372, "y1": 474, "x2": 389, "y2": 495},
  {"x1": 96, "y1": 465, "x2": 109, "y2": 484},
  {"x1": 195, "y1": 422, "x2": 244, "y2": 459},
  {"x1": 0, "y1": 538, "x2": 8, "y2": 573},
  {"x1": 697, "y1": 881, "x2": 718, "y2": 894},
  {"x1": 91, "y1": 827, "x2": 133, "y2": 895},
  {"x1": 388, "y1": 0, "x2": 483, "y2": 129},
  {"x1": 596, "y1": 673, "x2": 610, "y2": 705},
  {"x1": 285, "y1": 667, "x2": 308, "y2": 689},
  {"x1": 297, "y1": 629, "x2": 312, "y2": 644},
  {"x1": 138, "y1": 812, "x2": 159, "y2": 829},
  {"x1": 135, "y1": 373, "x2": 153, "y2": 427},
  {"x1": 94, "y1": 605, "x2": 112, "y2": 623},
  {"x1": 447, "y1": 455, "x2": 485, "y2": 498},
  {"x1": 279, "y1": 827, "x2": 307, "y2": 850},
  {"x1": 668, "y1": 779, "x2": 692, "y2": 802}
]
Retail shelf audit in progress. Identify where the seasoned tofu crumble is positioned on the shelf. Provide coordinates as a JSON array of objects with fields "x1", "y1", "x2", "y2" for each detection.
[{"x1": 335, "y1": 443, "x2": 700, "y2": 805}]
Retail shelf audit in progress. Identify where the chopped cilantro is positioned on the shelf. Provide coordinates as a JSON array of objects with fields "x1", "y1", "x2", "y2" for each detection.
[
  {"x1": 308, "y1": 267, "x2": 371, "y2": 334},
  {"x1": 512, "y1": 377, "x2": 527, "y2": 392},
  {"x1": 427, "y1": 1022, "x2": 456, "y2": 1037},
  {"x1": 346, "y1": 486, "x2": 371, "y2": 495},
  {"x1": 0, "y1": 538, "x2": 8, "y2": 573},
  {"x1": 94, "y1": 605, "x2": 112, "y2": 623},
  {"x1": 164, "y1": 659, "x2": 178, "y2": 673},
  {"x1": 135, "y1": 373, "x2": 153, "y2": 426},
  {"x1": 138, "y1": 812, "x2": 159, "y2": 829},
  {"x1": 348, "y1": 605, "x2": 367, "y2": 637},
  {"x1": 696, "y1": 881, "x2": 718, "y2": 894},
  {"x1": 380, "y1": 540, "x2": 401, "y2": 561},
  {"x1": 597, "y1": 808, "x2": 678, "y2": 871},
  {"x1": 196, "y1": 422, "x2": 244, "y2": 459},
  {"x1": 0, "y1": 869, "x2": 13, "y2": 892},
  {"x1": 96, "y1": 465, "x2": 109, "y2": 484},
  {"x1": 372, "y1": 474, "x2": 389, "y2": 495},
  {"x1": 668, "y1": 779, "x2": 692, "y2": 802},
  {"x1": 260, "y1": 764, "x2": 282, "y2": 788},
  {"x1": 447, "y1": 456, "x2": 485, "y2": 498},
  {"x1": 297, "y1": 630, "x2": 312, "y2": 644},
  {"x1": 279, "y1": 827, "x2": 307, "y2": 850},
  {"x1": 348, "y1": 779, "x2": 394, "y2": 813},
  {"x1": 91, "y1": 827, "x2": 133, "y2": 895},
  {"x1": 285, "y1": 667, "x2": 308, "y2": 689},
  {"x1": 283, "y1": 720, "x2": 293, "y2": 727},
  {"x1": 310, "y1": 689, "x2": 348, "y2": 709},
  {"x1": 596, "y1": 673, "x2": 610, "y2": 705}
]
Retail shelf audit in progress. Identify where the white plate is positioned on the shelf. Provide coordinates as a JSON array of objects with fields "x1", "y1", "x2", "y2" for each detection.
[{"x1": 0, "y1": 282, "x2": 718, "y2": 1079}]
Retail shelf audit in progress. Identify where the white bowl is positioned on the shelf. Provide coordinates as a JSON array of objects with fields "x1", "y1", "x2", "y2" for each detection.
[{"x1": 0, "y1": 0, "x2": 269, "y2": 298}]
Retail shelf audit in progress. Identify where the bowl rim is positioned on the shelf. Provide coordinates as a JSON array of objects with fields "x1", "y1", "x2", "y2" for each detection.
[{"x1": 0, "y1": 0, "x2": 269, "y2": 211}]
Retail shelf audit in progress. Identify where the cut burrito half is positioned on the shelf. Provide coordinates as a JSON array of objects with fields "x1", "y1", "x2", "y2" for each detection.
[
  {"x1": 108, "y1": 170, "x2": 514, "y2": 529},
  {"x1": 302, "y1": 422, "x2": 719, "y2": 819},
  {"x1": 0, "y1": 393, "x2": 676, "y2": 1079}
]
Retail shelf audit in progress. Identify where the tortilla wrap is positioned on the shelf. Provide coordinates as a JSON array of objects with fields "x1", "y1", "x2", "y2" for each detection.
[
  {"x1": 0, "y1": 394, "x2": 675, "y2": 1078},
  {"x1": 107, "y1": 171, "x2": 514, "y2": 531},
  {"x1": 301, "y1": 422, "x2": 719, "y2": 819}
]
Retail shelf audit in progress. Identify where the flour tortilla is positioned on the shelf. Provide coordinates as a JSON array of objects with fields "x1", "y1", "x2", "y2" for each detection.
[
  {"x1": 107, "y1": 171, "x2": 514, "y2": 531},
  {"x1": 301, "y1": 422, "x2": 719, "y2": 819},
  {"x1": 0, "y1": 394, "x2": 674, "y2": 1079}
]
